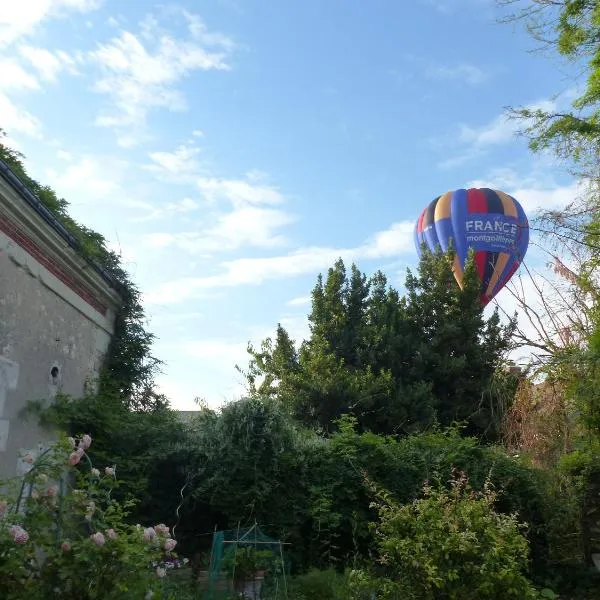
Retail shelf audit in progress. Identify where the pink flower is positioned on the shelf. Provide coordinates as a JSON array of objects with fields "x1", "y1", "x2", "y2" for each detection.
[
  {"x1": 153, "y1": 523, "x2": 170, "y2": 536},
  {"x1": 79, "y1": 434, "x2": 92, "y2": 450},
  {"x1": 46, "y1": 485, "x2": 58, "y2": 498},
  {"x1": 164, "y1": 538, "x2": 177, "y2": 552},
  {"x1": 0, "y1": 500, "x2": 7, "y2": 517},
  {"x1": 23, "y1": 454, "x2": 34, "y2": 464},
  {"x1": 143, "y1": 527, "x2": 156, "y2": 542},
  {"x1": 104, "y1": 466, "x2": 115, "y2": 477},
  {"x1": 90, "y1": 468, "x2": 100, "y2": 478},
  {"x1": 106, "y1": 528, "x2": 118, "y2": 540},
  {"x1": 9, "y1": 525, "x2": 29, "y2": 544},
  {"x1": 90, "y1": 532, "x2": 105, "y2": 547},
  {"x1": 61, "y1": 541, "x2": 71, "y2": 552},
  {"x1": 69, "y1": 448, "x2": 84, "y2": 466},
  {"x1": 156, "y1": 567, "x2": 166, "y2": 578}
]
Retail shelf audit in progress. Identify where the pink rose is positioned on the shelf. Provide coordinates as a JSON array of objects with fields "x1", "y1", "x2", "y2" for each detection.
[
  {"x1": 23, "y1": 454, "x2": 34, "y2": 464},
  {"x1": 79, "y1": 434, "x2": 92, "y2": 450},
  {"x1": 0, "y1": 500, "x2": 7, "y2": 517},
  {"x1": 163, "y1": 538, "x2": 177, "y2": 552},
  {"x1": 156, "y1": 567, "x2": 166, "y2": 578},
  {"x1": 153, "y1": 523, "x2": 170, "y2": 536},
  {"x1": 61, "y1": 541, "x2": 71, "y2": 552},
  {"x1": 46, "y1": 485, "x2": 58, "y2": 498},
  {"x1": 104, "y1": 466, "x2": 115, "y2": 477},
  {"x1": 106, "y1": 528, "x2": 118, "y2": 540},
  {"x1": 69, "y1": 448, "x2": 84, "y2": 466},
  {"x1": 143, "y1": 527, "x2": 156, "y2": 542},
  {"x1": 9, "y1": 525, "x2": 29, "y2": 544},
  {"x1": 90, "y1": 532, "x2": 105, "y2": 547}
]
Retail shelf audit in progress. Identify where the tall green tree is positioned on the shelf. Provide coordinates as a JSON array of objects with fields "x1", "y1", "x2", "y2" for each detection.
[{"x1": 243, "y1": 251, "x2": 512, "y2": 437}]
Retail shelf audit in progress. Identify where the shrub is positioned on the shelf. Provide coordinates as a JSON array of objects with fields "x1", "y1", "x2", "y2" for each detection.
[
  {"x1": 285, "y1": 567, "x2": 357, "y2": 600},
  {"x1": 0, "y1": 435, "x2": 179, "y2": 599},
  {"x1": 362, "y1": 469, "x2": 540, "y2": 600}
]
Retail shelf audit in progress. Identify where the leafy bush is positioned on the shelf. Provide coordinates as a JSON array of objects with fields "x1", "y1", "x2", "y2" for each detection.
[
  {"x1": 285, "y1": 568, "x2": 357, "y2": 600},
  {"x1": 361, "y1": 470, "x2": 540, "y2": 600},
  {"x1": 0, "y1": 435, "x2": 180, "y2": 599}
]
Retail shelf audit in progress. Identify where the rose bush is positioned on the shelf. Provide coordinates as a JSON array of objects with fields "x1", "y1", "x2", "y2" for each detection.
[{"x1": 0, "y1": 435, "x2": 180, "y2": 599}]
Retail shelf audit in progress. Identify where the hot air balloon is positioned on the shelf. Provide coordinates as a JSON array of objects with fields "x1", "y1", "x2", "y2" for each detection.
[{"x1": 414, "y1": 188, "x2": 529, "y2": 305}]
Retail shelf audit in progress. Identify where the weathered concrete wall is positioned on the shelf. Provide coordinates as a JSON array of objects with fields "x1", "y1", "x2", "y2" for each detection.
[{"x1": 0, "y1": 161, "x2": 121, "y2": 480}]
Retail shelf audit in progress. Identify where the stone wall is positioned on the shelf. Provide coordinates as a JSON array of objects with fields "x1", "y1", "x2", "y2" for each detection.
[{"x1": 0, "y1": 160, "x2": 121, "y2": 479}]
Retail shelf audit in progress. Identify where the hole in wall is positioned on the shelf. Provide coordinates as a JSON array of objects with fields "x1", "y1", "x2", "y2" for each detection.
[{"x1": 50, "y1": 366, "x2": 59, "y2": 379}]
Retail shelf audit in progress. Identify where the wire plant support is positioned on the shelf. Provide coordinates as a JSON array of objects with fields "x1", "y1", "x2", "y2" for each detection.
[{"x1": 204, "y1": 521, "x2": 289, "y2": 599}]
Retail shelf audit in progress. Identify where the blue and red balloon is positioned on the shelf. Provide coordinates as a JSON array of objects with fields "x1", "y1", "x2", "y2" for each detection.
[{"x1": 414, "y1": 188, "x2": 529, "y2": 305}]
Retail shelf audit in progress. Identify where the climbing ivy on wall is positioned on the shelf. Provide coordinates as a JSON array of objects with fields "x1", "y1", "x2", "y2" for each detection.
[{"x1": 0, "y1": 129, "x2": 162, "y2": 410}]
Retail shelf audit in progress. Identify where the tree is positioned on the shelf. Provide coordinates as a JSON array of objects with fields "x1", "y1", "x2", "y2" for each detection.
[
  {"x1": 242, "y1": 251, "x2": 513, "y2": 437},
  {"x1": 497, "y1": 0, "x2": 600, "y2": 567}
]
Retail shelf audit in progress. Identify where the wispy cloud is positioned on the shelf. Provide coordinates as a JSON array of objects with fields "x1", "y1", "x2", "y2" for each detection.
[
  {"x1": 287, "y1": 296, "x2": 311, "y2": 307},
  {"x1": 467, "y1": 167, "x2": 581, "y2": 215},
  {"x1": 141, "y1": 170, "x2": 296, "y2": 254},
  {"x1": 437, "y1": 97, "x2": 560, "y2": 169},
  {"x1": 0, "y1": 0, "x2": 101, "y2": 47},
  {"x1": 0, "y1": 59, "x2": 40, "y2": 91},
  {"x1": 426, "y1": 63, "x2": 487, "y2": 85},
  {"x1": 0, "y1": 92, "x2": 42, "y2": 138},
  {"x1": 89, "y1": 9, "x2": 235, "y2": 145},
  {"x1": 422, "y1": 0, "x2": 491, "y2": 14},
  {"x1": 18, "y1": 45, "x2": 79, "y2": 81},
  {"x1": 145, "y1": 143, "x2": 204, "y2": 181},
  {"x1": 144, "y1": 220, "x2": 415, "y2": 305}
]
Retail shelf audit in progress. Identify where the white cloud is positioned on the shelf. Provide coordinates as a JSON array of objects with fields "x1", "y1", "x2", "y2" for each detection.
[
  {"x1": 362, "y1": 221, "x2": 415, "y2": 258},
  {"x1": 0, "y1": 59, "x2": 40, "y2": 91},
  {"x1": 426, "y1": 63, "x2": 487, "y2": 85},
  {"x1": 45, "y1": 154, "x2": 156, "y2": 217},
  {"x1": 287, "y1": 296, "x2": 311, "y2": 307},
  {"x1": 0, "y1": 0, "x2": 100, "y2": 47},
  {"x1": 0, "y1": 92, "x2": 42, "y2": 137},
  {"x1": 423, "y1": 0, "x2": 491, "y2": 14},
  {"x1": 142, "y1": 183, "x2": 295, "y2": 254},
  {"x1": 90, "y1": 11, "x2": 234, "y2": 142},
  {"x1": 146, "y1": 144, "x2": 202, "y2": 180},
  {"x1": 192, "y1": 129, "x2": 204, "y2": 137},
  {"x1": 144, "y1": 220, "x2": 416, "y2": 305},
  {"x1": 46, "y1": 156, "x2": 120, "y2": 198},
  {"x1": 466, "y1": 169, "x2": 581, "y2": 215},
  {"x1": 19, "y1": 45, "x2": 77, "y2": 81},
  {"x1": 197, "y1": 175, "x2": 286, "y2": 207},
  {"x1": 438, "y1": 97, "x2": 561, "y2": 169}
]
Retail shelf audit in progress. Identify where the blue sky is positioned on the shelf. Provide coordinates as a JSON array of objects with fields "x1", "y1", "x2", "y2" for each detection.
[{"x1": 0, "y1": 0, "x2": 580, "y2": 409}]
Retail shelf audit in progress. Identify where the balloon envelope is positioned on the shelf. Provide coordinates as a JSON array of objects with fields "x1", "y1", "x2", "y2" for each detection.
[{"x1": 414, "y1": 188, "x2": 529, "y2": 305}]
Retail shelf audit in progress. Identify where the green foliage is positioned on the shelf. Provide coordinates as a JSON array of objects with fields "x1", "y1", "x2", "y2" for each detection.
[
  {"x1": 360, "y1": 470, "x2": 539, "y2": 600},
  {"x1": 181, "y1": 398, "x2": 572, "y2": 579},
  {"x1": 26, "y1": 392, "x2": 190, "y2": 531},
  {"x1": 0, "y1": 435, "x2": 177, "y2": 599},
  {"x1": 243, "y1": 252, "x2": 513, "y2": 437},
  {"x1": 0, "y1": 129, "x2": 160, "y2": 410},
  {"x1": 286, "y1": 568, "x2": 356, "y2": 600}
]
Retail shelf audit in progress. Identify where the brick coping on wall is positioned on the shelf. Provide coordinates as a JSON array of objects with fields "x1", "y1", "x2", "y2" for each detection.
[{"x1": 0, "y1": 213, "x2": 108, "y2": 316}]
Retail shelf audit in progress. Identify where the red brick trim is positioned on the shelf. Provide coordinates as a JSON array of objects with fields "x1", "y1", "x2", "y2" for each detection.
[{"x1": 0, "y1": 214, "x2": 108, "y2": 316}]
